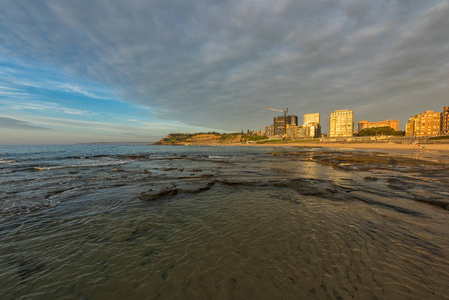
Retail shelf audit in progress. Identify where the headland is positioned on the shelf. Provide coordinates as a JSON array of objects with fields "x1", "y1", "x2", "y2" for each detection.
[{"x1": 153, "y1": 132, "x2": 449, "y2": 152}]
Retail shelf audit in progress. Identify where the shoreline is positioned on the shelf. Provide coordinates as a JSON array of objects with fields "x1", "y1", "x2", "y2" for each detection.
[
  {"x1": 247, "y1": 142, "x2": 449, "y2": 152},
  {"x1": 172, "y1": 142, "x2": 449, "y2": 153}
]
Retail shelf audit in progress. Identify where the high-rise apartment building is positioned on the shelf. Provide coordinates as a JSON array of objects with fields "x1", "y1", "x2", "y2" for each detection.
[
  {"x1": 304, "y1": 113, "x2": 320, "y2": 126},
  {"x1": 405, "y1": 115, "x2": 416, "y2": 137},
  {"x1": 305, "y1": 123, "x2": 320, "y2": 138},
  {"x1": 265, "y1": 125, "x2": 274, "y2": 137},
  {"x1": 405, "y1": 110, "x2": 441, "y2": 137},
  {"x1": 273, "y1": 115, "x2": 298, "y2": 136},
  {"x1": 303, "y1": 113, "x2": 321, "y2": 138},
  {"x1": 329, "y1": 109, "x2": 354, "y2": 137},
  {"x1": 442, "y1": 106, "x2": 449, "y2": 135},
  {"x1": 357, "y1": 119, "x2": 399, "y2": 132}
]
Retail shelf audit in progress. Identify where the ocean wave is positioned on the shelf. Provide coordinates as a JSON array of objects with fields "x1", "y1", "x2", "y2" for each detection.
[
  {"x1": 33, "y1": 166, "x2": 65, "y2": 171},
  {"x1": 14, "y1": 160, "x2": 129, "y2": 172},
  {"x1": 0, "y1": 197, "x2": 60, "y2": 223},
  {"x1": 0, "y1": 159, "x2": 16, "y2": 164}
]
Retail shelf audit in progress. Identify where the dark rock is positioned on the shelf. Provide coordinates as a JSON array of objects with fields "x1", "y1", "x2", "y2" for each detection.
[
  {"x1": 387, "y1": 184, "x2": 406, "y2": 190},
  {"x1": 128, "y1": 155, "x2": 148, "y2": 160},
  {"x1": 414, "y1": 197, "x2": 449, "y2": 210},
  {"x1": 139, "y1": 189, "x2": 178, "y2": 201},
  {"x1": 162, "y1": 271, "x2": 168, "y2": 280},
  {"x1": 139, "y1": 181, "x2": 214, "y2": 201},
  {"x1": 17, "y1": 259, "x2": 45, "y2": 281},
  {"x1": 176, "y1": 181, "x2": 214, "y2": 193},
  {"x1": 364, "y1": 177, "x2": 379, "y2": 181},
  {"x1": 387, "y1": 178, "x2": 402, "y2": 184}
]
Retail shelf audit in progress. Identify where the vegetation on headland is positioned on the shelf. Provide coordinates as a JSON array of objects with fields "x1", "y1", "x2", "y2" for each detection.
[
  {"x1": 357, "y1": 127, "x2": 405, "y2": 137},
  {"x1": 154, "y1": 131, "x2": 449, "y2": 146},
  {"x1": 240, "y1": 135, "x2": 269, "y2": 142},
  {"x1": 154, "y1": 132, "x2": 241, "y2": 145},
  {"x1": 154, "y1": 132, "x2": 272, "y2": 145}
]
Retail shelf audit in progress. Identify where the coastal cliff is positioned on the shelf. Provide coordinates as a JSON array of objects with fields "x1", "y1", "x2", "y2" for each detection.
[{"x1": 153, "y1": 132, "x2": 268, "y2": 145}]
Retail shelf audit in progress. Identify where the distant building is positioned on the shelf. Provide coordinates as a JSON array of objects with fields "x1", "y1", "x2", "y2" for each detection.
[
  {"x1": 357, "y1": 119, "x2": 399, "y2": 132},
  {"x1": 405, "y1": 110, "x2": 441, "y2": 137},
  {"x1": 304, "y1": 113, "x2": 320, "y2": 126},
  {"x1": 265, "y1": 125, "x2": 274, "y2": 137},
  {"x1": 286, "y1": 124, "x2": 297, "y2": 139},
  {"x1": 405, "y1": 115, "x2": 417, "y2": 137},
  {"x1": 303, "y1": 113, "x2": 321, "y2": 138},
  {"x1": 442, "y1": 106, "x2": 449, "y2": 135},
  {"x1": 305, "y1": 122, "x2": 321, "y2": 138},
  {"x1": 329, "y1": 109, "x2": 354, "y2": 138},
  {"x1": 273, "y1": 115, "x2": 298, "y2": 136}
]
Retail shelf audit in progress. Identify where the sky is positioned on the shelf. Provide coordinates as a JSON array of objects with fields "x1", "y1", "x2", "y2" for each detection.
[{"x1": 1, "y1": 0, "x2": 449, "y2": 144}]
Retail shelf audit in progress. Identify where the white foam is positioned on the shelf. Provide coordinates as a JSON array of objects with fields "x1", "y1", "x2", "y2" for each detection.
[{"x1": 0, "y1": 159, "x2": 16, "y2": 164}]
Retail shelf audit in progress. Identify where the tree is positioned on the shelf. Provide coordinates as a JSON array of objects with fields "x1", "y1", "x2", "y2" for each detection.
[{"x1": 357, "y1": 127, "x2": 404, "y2": 136}]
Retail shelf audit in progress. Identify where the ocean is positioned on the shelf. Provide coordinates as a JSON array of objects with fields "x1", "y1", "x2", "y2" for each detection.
[{"x1": 1, "y1": 144, "x2": 448, "y2": 299}]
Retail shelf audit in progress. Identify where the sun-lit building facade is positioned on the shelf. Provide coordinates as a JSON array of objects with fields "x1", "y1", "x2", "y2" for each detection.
[
  {"x1": 303, "y1": 113, "x2": 321, "y2": 138},
  {"x1": 405, "y1": 110, "x2": 441, "y2": 137},
  {"x1": 303, "y1": 113, "x2": 320, "y2": 126},
  {"x1": 329, "y1": 109, "x2": 353, "y2": 138},
  {"x1": 441, "y1": 106, "x2": 449, "y2": 135}
]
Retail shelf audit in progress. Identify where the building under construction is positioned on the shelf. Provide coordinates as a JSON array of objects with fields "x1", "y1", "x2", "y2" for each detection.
[{"x1": 273, "y1": 115, "x2": 298, "y2": 136}]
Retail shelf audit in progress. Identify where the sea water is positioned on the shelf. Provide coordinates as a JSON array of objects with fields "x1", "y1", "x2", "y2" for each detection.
[{"x1": 0, "y1": 145, "x2": 448, "y2": 299}]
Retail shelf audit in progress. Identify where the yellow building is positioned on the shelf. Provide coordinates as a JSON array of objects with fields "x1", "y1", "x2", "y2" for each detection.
[
  {"x1": 304, "y1": 113, "x2": 320, "y2": 126},
  {"x1": 405, "y1": 111, "x2": 441, "y2": 137},
  {"x1": 405, "y1": 116, "x2": 416, "y2": 136},
  {"x1": 303, "y1": 113, "x2": 321, "y2": 138},
  {"x1": 442, "y1": 106, "x2": 449, "y2": 135},
  {"x1": 329, "y1": 109, "x2": 354, "y2": 137},
  {"x1": 358, "y1": 119, "x2": 399, "y2": 132}
]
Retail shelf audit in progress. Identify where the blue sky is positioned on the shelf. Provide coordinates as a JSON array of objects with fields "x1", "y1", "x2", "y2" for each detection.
[
  {"x1": 0, "y1": 54, "x2": 223, "y2": 144},
  {"x1": 1, "y1": 0, "x2": 449, "y2": 144}
]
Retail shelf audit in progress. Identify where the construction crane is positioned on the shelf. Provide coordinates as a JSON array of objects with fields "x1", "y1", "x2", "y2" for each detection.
[{"x1": 264, "y1": 107, "x2": 288, "y2": 135}]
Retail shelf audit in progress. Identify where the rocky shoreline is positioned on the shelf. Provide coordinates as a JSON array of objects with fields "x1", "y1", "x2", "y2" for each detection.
[{"x1": 137, "y1": 149, "x2": 449, "y2": 212}]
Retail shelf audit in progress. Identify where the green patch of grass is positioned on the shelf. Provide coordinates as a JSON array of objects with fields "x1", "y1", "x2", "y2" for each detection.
[{"x1": 240, "y1": 135, "x2": 268, "y2": 142}]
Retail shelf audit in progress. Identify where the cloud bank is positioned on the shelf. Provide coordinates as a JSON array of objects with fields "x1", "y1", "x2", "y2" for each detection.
[
  {"x1": 0, "y1": 117, "x2": 49, "y2": 131},
  {"x1": 1, "y1": 0, "x2": 449, "y2": 131}
]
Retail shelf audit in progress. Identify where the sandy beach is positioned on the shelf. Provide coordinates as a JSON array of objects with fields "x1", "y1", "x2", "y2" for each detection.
[{"x1": 243, "y1": 142, "x2": 449, "y2": 152}]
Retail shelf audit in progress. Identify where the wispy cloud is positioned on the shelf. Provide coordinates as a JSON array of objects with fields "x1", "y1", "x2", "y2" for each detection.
[
  {"x1": 0, "y1": 116, "x2": 50, "y2": 130},
  {"x1": 1, "y1": 100, "x2": 95, "y2": 115}
]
